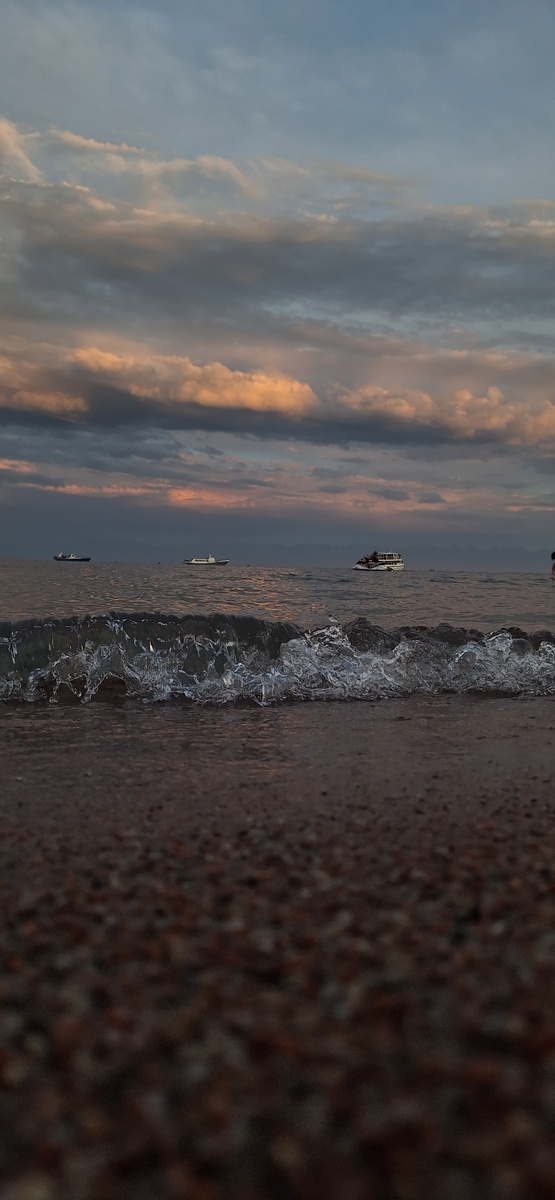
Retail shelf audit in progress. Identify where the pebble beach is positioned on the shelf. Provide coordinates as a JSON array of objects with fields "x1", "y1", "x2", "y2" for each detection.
[{"x1": 2, "y1": 695, "x2": 555, "y2": 1199}]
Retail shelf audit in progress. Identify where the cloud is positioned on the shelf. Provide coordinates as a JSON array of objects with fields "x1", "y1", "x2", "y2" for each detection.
[
  {"x1": 341, "y1": 382, "x2": 555, "y2": 447},
  {"x1": 3, "y1": 331, "x2": 555, "y2": 455},
  {"x1": 11, "y1": 390, "x2": 88, "y2": 415},
  {"x1": 0, "y1": 343, "x2": 317, "y2": 423},
  {"x1": 43, "y1": 128, "x2": 257, "y2": 198},
  {"x1": 2, "y1": 120, "x2": 413, "y2": 214},
  {"x1": 2, "y1": 145, "x2": 555, "y2": 361},
  {"x1": 46, "y1": 130, "x2": 150, "y2": 157},
  {"x1": 3, "y1": 0, "x2": 555, "y2": 214},
  {"x1": 0, "y1": 457, "x2": 36, "y2": 475},
  {"x1": 70, "y1": 347, "x2": 317, "y2": 415},
  {"x1": 1, "y1": 114, "x2": 555, "y2": 553},
  {"x1": 0, "y1": 117, "x2": 41, "y2": 182}
]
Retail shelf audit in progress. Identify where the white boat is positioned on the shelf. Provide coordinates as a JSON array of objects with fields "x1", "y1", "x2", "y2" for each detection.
[
  {"x1": 184, "y1": 554, "x2": 229, "y2": 565},
  {"x1": 53, "y1": 552, "x2": 91, "y2": 562},
  {"x1": 354, "y1": 551, "x2": 404, "y2": 572}
]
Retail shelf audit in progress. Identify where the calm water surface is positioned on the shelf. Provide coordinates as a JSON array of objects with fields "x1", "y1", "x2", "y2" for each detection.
[{"x1": 1, "y1": 560, "x2": 554, "y2": 632}]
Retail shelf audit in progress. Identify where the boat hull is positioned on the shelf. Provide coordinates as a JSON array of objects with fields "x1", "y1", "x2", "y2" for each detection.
[
  {"x1": 184, "y1": 559, "x2": 229, "y2": 565},
  {"x1": 354, "y1": 562, "x2": 404, "y2": 571},
  {"x1": 53, "y1": 555, "x2": 91, "y2": 562}
]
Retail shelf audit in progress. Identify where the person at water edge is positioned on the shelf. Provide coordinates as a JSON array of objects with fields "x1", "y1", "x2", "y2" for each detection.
[{"x1": 552, "y1": 551, "x2": 555, "y2": 578}]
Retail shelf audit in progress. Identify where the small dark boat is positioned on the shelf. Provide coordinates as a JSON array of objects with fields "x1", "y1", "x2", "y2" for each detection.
[{"x1": 53, "y1": 552, "x2": 91, "y2": 562}]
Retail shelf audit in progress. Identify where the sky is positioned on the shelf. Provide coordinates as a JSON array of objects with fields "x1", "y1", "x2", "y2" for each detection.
[{"x1": 0, "y1": 0, "x2": 554, "y2": 566}]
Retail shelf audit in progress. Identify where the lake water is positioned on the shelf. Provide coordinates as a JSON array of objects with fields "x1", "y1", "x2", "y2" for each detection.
[
  {"x1": 1, "y1": 560, "x2": 554, "y2": 629},
  {"x1": 1, "y1": 561, "x2": 554, "y2": 703}
]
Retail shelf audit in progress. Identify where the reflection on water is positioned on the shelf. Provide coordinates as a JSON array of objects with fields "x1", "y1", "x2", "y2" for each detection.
[{"x1": 0, "y1": 559, "x2": 554, "y2": 631}]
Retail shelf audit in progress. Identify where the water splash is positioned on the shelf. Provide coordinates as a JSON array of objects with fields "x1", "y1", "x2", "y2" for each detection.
[{"x1": 0, "y1": 613, "x2": 554, "y2": 705}]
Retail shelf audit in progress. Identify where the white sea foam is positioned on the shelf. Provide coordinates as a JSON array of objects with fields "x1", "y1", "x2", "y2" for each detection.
[{"x1": 1, "y1": 615, "x2": 554, "y2": 704}]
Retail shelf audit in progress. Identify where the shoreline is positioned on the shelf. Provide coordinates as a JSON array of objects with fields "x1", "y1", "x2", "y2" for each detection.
[{"x1": 1, "y1": 696, "x2": 555, "y2": 1198}]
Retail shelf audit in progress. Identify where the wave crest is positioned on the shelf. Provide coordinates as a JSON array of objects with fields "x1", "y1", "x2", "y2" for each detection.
[{"x1": 1, "y1": 613, "x2": 555, "y2": 704}]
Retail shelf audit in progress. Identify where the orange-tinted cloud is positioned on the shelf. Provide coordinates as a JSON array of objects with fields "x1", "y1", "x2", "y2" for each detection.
[
  {"x1": 70, "y1": 347, "x2": 317, "y2": 416},
  {"x1": 0, "y1": 117, "x2": 41, "y2": 182},
  {"x1": 12, "y1": 390, "x2": 88, "y2": 415},
  {"x1": 341, "y1": 382, "x2": 555, "y2": 446},
  {"x1": 0, "y1": 342, "x2": 317, "y2": 422},
  {"x1": 0, "y1": 458, "x2": 36, "y2": 474}
]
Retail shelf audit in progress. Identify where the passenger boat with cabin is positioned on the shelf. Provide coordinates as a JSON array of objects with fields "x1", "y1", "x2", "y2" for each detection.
[
  {"x1": 184, "y1": 554, "x2": 229, "y2": 565},
  {"x1": 354, "y1": 551, "x2": 404, "y2": 571}
]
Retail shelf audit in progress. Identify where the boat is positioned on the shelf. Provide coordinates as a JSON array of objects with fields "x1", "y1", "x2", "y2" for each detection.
[
  {"x1": 184, "y1": 554, "x2": 229, "y2": 565},
  {"x1": 354, "y1": 550, "x2": 404, "y2": 572},
  {"x1": 53, "y1": 552, "x2": 91, "y2": 562}
]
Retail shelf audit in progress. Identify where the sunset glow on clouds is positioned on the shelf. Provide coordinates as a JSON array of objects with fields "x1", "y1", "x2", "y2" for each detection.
[
  {"x1": 2, "y1": 337, "x2": 555, "y2": 449},
  {"x1": 1, "y1": 0, "x2": 555, "y2": 563},
  {"x1": 69, "y1": 349, "x2": 318, "y2": 416}
]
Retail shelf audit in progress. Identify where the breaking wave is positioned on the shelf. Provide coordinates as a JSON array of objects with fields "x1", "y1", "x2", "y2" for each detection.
[{"x1": 1, "y1": 612, "x2": 555, "y2": 704}]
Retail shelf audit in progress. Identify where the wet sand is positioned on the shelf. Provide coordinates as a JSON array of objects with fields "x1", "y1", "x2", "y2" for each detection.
[{"x1": 1, "y1": 695, "x2": 555, "y2": 1199}]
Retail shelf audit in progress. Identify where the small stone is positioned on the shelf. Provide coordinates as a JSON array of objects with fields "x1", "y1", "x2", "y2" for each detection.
[
  {"x1": 0, "y1": 1174, "x2": 55, "y2": 1200},
  {"x1": 270, "y1": 1133, "x2": 302, "y2": 1170}
]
